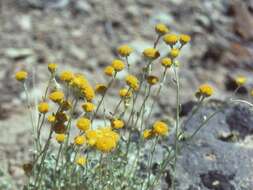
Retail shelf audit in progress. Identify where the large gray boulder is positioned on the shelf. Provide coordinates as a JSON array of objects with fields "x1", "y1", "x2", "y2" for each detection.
[{"x1": 165, "y1": 102, "x2": 253, "y2": 190}]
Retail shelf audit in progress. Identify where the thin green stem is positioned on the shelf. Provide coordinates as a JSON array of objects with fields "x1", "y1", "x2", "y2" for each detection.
[
  {"x1": 172, "y1": 65, "x2": 180, "y2": 190},
  {"x1": 144, "y1": 136, "x2": 158, "y2": 190},
  {"x1": 34, "y1": 129, "x2": 53, "y2": 188},
  {"x1": 92, "y1": 76, "x2": 115, "y2": 123}
]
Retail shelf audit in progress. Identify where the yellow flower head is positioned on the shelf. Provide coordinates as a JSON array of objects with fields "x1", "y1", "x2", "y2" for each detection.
[
  {"x1": 86, "y1": 130, "x2": 98, "y2": 146},
  {"x1": 71, "y1": 74, "x2": 88, "y2": 89},
  {"x1": 153, "y1": 121, "x2": 169, "y2": 136},
  {"x1": 74, "y1": 135, "x2": 86, "y2": 146},
  {"x1": 112, "y1": 119, "x2": 124, "y2": 129},
  {"x1": 147, "y1": 75, "x2": 159, "y2": 86},
  {"x1": 15, "y1": 70, "x2": 28, "y2": 82},
  {"x1": 143, "y1": 129, "x2": 153, "y2": 139},
  {"x1": 55, "y1": 134, "x2": 65, "y2": 143},
  {"x1": 119, "y1": 88, "x2": 132, "y2": 98},
  {"x1": 87, "y1": 127, "x2": 119, "y2": 152},
  {"x1": 82, "y1": 85, "x2": 95, "y2": 101},
  {"x1": 95, "y1": 136, "x2": 117, "y2": 153},
  {"x1": 48, "y1": 63, "x2": 58, "y2": 73},
  {"x1": 38, "y1": 102, "x2": 49, "y2": 114},
  {"x1": 155, "y1": 23, "x2": 169, "y2": 35},
  {"x1": 111, "y1": 59, "x2": 125, "y2": 72},
  {"x1": 179, "y1": 34, "x2": 191, "y2": 45},
  {"x1": 235, "y1": 76, "x2": 246, "y2": 86},
  {"x1": 104, "y1": 66, "x2": 115, "y2": 77},
  {"x1": 95, "y1": 84, "x2": 108, "y2": 94},
  {"x1": 76, "y1": 117, "x2": 91, "y2": 131},
  {"x1": 49, "y1": 91, "x2": 64, "y2": 103},
  {"x1": 117, "y1": 45, "x2": 133, "y2": 57},
  {"x1": 197, "y1": 84, "x2": 214, "y2": 98},
  {"x1": 169, "y1": 48, "x2": 180, "y2": 58},
  {"x1": 163, "y1": 34, "x2": 178, "y2": 45},
  {"x1": 161, "y1": 57, "x2": 173, "y2": 68},
  {"x1": 125, "y1": 75, "x2": 139, "y2": 91},
  {"x1": 76, "y1": 156, "x2": 87, "y2": 166},
  {"x1": 143, "y1": 48, "x2": 160, "y2": 59},
  {"x1": 82, "y1": 102, "x2": 95, "y2": 112},
  {"x1": 60, "y1": 71, "x2": 74, "y2": 82},
  {"x1": 47, "y1": 115, "x2": 56, "y2": 123}
]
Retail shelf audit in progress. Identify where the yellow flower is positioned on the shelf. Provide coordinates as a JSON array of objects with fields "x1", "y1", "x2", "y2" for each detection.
[
  {"x1": 74, "y1": 135, "x2": 86, "y2": 146},
  {"x1": 155, "y1": 23, "x2": 169, "y2": 35},
  {"x1": 125, "y1": 75, "x2": 139, "y2": 91},
  {"x1": 76, "y1": 117, "x2": 91, "y2": 131},
  {"x1": 163, "y1": 34, "x2": 178, "y2": 45},
  {"x1": 60, "y1": 71, "x2": 74, "y2": 82},
  {"x1": 95, "y1": 136, "x2": 117, "y2": 153},
  {"x1": 15, "y1": 70, "x2": 28, "y2": 82},
  {"x1": 153, "y1": 121, "x2": 169, "y2": 136},
  {"x1": 250, "y1": 89, "x2": 253, "y2": 97},
  {"x1": 161, "y1": 57, "x2": 173, "y2": 68},
  {"x1": 47, "y1": 115, "x2": 56, "y2": 123},
  {"x1": 104, "y1": 66, "x2": 115, "y2": 77},
  {"x1": 147, "y1": 75, "x2": 159, "y2": 86},
  {"x1": 179, "y1": 34, "x2": 191, "y2": 45},
  {"x1": 197, "y1": 84, "x2": 214, "y2": 97},
  {"x1": 143, "y1": 129, "x2": 153, "y2": 139},
  {"x1": 169, "y1": 48, "x2": 180, "y2": 58},
  {"x1": 49, "y1": 91, "x2": 64, "y2": 103},
  {"x1": 76, "y1": 156, "x2": 87, "y2": 166},
  {"x1": 48, "y1": 63, "x2": 58, "y2": 73},
  {"x1": 112, "y1": 119, "x2": 124, "y2": 129},
  {"x1": 82, "y1": 102, "x2": 95, "y2": 112},
  {"x1": 111, "y1": 59, "x2": 125, "y2": 72},
  {"x1": 71, "y1": 74, "x2": 88, "y2": 89},
  {"x1": 95, "y1": 84, "x2": 108, "y2": 94},
  {"x1": 38, "y1": 102, "x2": 49, "y2": 114},
  {"x1": 86, "y1": 130, "x2": 98, "y2": 146},
  {"x1": 117, "y1": 45, "x2": 133, "y2": 57},
  {"x1": 55, "y1": 134, "x2": 65, "y2": 143},
  {"x1": 119, "y1": 88, "x2": 132, "y2": 98},
  {"x1": 143, "y1": 48, "x2": 160, "y2": 59},
  {"x1": 82, "y1": 85, "x2": 95, "y2": 101},
  {"x1": 87, "y1": 127, "x2": 119, "y2": 152},
  {"x1": 235, "y1": 76, "x2": 246, "y2": 86}
]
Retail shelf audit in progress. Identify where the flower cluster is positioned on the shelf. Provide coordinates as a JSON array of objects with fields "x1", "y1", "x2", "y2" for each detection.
[{"x1": 13, "y1": 23, "x2": 234, "y2": 190}]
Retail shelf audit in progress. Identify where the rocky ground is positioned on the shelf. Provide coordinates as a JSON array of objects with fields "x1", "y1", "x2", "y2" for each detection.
[{"x1": 0, "y1": 0, "x2": 253, "y2": 189}]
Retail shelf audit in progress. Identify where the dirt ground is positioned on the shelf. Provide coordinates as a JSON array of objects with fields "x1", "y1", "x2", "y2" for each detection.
[{"x1": 0, "y1": 0, "x2": 253, "y2": 188}]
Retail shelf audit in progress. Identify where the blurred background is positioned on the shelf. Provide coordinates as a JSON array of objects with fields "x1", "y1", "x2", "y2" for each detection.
[{"x1": 0, "y1": 0, "x2": 253, "y2": 188}]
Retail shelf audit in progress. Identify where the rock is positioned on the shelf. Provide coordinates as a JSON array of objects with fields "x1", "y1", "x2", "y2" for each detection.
[
  {"x1": 226, "y1": 104, "x2": 253, "y2": 139},
  {"x1": 232, "y1": 1, "x2": 253, "y2": 40},
  {"x1": 68, "y1": 45, "x2": 87, "y2": 61},
  {"x1": 126, "y1": 5, "x2": 140, "y2": 18},
  {"x1": 200, "y1": 170, "x2": 235, "y2": 190},
  {"x1": 151, "y1": 12, "x2": 174, "y2": 27},
  {"x1": 72, "y1": 1, "x2": 92, "y2": 15},
  {"x1": 4, "y1": 48, "x2": 34, "y2": 60},
  {"x1": 180, "y1": 101, "x2": 197, "y2": 117},
  {"x1": 18, "y1": 15, "x2": 32, "y2": 31},
  {"x1": 168, "y1": 102, "x2": 253, "y2": 190},
  {"x1": 18, "y1": 0, "x2": 69, "y2": 9}
]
